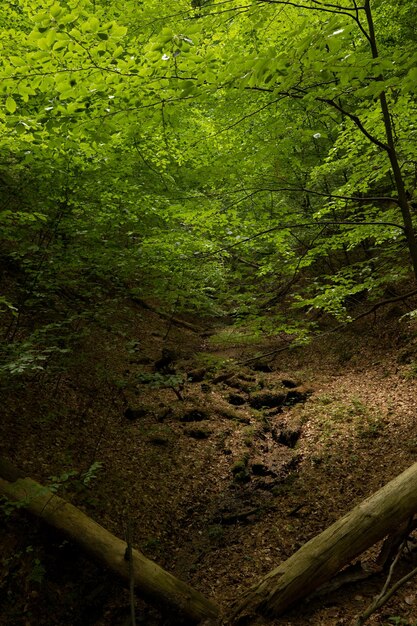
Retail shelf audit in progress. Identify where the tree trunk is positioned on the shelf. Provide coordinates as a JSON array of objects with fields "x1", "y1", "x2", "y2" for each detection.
[
  {"x1": 231, "y1": 461, "x2": 417, "y2": 623},
  {"x1": 0, "y1": 459, "x2": 219, "y2": 624},
  {"x1": 364, "y1": 0, "x2": 417, "y2": 281}
]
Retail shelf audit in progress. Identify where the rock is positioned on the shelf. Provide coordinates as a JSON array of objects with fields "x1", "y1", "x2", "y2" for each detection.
[
  {"x1": 228, "y1": 393, "x2": 246, "y2": 406},
  {"x1": 233, "y1": 471, "x2": 251, "y2": 484},
  {"x1": 251, "y1": 457, "x2": 277, "y2": 477},
  {"x1": 232, "y1": 459, "x2": 247, "y2": 475},
  {"x1": 124, "y1": 407, "x2": 147, "y2": 420},
  {"x1": 218, "y1": 406, "x2": 240, "y2": 420},
  {"x1": 251, "y1": 450, "x2": 303, "y2": 487},
  {"x1": 147, "y1": 435, "x2": 170, "y2": 446},
  {"x1": 277, "y1": 426, "x2": 301, "y2": 448},
  {"x1": 284, "y1": 387, "x2": 312, "y2": 406},
  {"x1": 231, "y1": 458, "x2": 251, "y2": 483},
  {"x1": 281, "y1": 378, "x2": 298, "y2": 388},
  {"x1": 266, "y1": 408, "x2": 283, "y2": 418},
  {"x1": 154, "y1": 348, "x2": 176, "y2": 373},
  {"x1": 184, "y1": 427, "x2": 211, "y2": 439},
  {"x1": 252, "y1": 476, "x2": 280, "y2": 491},
  {"x1": 249, "y1": 361, "x2": 274, "y2": 372},
  {"x1": 238, "y1": 374, "x2": 257, "y2": 382},
  {"x1": 156, "y1": 407, "x2": 173, "y2": 422},
  {"x1": 129, "y1": 356, "x2": 152, "y2": 365},
  {"x1": 225, "y1": 379, "x2": 252, "y2": 393},
  {"x1": 179, "y1": 409, "x2": 209, "y2": 422},
  {"x1": 249, "y1": 391, "x2": 286, "y2": 409},
  {"x1": 282, "y1": 453, "x2": 303, "y2": 472},
  {"x1": 188, "y1": 368, "x2": 206, "y2": 382}
]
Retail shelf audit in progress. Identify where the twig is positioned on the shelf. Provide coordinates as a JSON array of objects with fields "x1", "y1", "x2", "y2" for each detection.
[
  {"x1": 170, "y1": 385, "x2": 184, "y2": 401},
  {"x1": 164, "y1": 291, "x2": 181, "y2": 341},
  {"x1": 353, "y1": 563, "x2": 417, "y2": 626},
  {"x1": 353, "y1": 520, "x2": 414, "y2": 626},
  {"x1": 308, "y1": 562, "x2": 381, "y2": 599},
  {"x1": 125, "y1": 517, "x2": 136, "y2": 626}
]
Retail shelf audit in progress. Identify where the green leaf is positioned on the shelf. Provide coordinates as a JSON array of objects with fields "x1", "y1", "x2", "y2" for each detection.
[
  {"x1": 5, "y1": 96, "x2": 16, "y2": 113},
  {"x1": 89, "y1": 16, "x2": 100, "y2": 33},
  {"x1": 50, "y1": 3, "x2": 62, "y2": 19}
]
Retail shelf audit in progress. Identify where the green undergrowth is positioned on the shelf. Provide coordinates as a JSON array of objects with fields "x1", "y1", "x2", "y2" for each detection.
[
  {"x1": 303, "y1": 393, "x2": 386, "y2": 441},
  {"x1": 207, "y1": 328, "x2": 265, "y2": 348}
]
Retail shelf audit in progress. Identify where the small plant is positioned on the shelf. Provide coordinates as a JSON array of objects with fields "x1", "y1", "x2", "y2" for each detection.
[
  {"x1": 350, "y1": 396, "x2": 368, "y2": 414},
  {"x1": 231, "y1": 454, "x2": 250, "y2": 483},
  {"x1": 48, "y1": 470, "x2": 78, "y2": 492},
  {"x1": 403, "y1": 361, "x2": 417, "y2": 379},
  {"x1": 136, "y1": 371, "x2": 186, "y2": 400},
  {"x1": 385, "y1": 617, "x2": 410, "y2": 626},
  {"x1": 208, "y1": 329, "x2": 260, "y2": 347},
  {"x1": 356, "y1": 412, "x2": 385, "y2": 439},
  {"x1": 0, "y1": 483, "x2": 53, "y2": 516},
  {"x1": 47, "y1": 462, "x2": 103, "y2": 496},
  {"x1": 28, "y1": 557, "x2": 46, "y2": 584},
  {"x1": 2, "y1": 546, "x2": 46, "y2": 589},
  {"x1": 194, "y1": 353, "x2": 236, "y2": 374},
  {"x1": 315, "y1": 393, "x2": 335, "y2": 405},
  {"x1": 207, "y1": 524, "x2": 225, "y2": 544},
  {"x1": 81, "y1": 461, "x2": 103, "y2": 486},
  {"x1": 232, "y1": 459, "x2": 247, "y2": 474},
  {"x1": 242, "y1": 426, "x2": 256, "y2": 446}
]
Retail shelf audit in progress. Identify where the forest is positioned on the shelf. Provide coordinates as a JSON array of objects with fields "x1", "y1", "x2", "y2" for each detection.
[{"x1": 2, "y1": 0, "x2": 417, "y2": 624}]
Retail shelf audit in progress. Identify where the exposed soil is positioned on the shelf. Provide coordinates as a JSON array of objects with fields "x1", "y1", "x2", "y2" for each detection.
[{"x1": 2, "y1": 300, "x2": 417, "y2": 625}]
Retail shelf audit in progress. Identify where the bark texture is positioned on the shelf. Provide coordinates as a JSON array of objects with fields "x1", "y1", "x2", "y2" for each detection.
[
  {"x1": 232, "y1": 461, "x2": 417, "y2": 623},
  {"x1": 0, "y1": 460, "x2": 219, "y2": 623}
]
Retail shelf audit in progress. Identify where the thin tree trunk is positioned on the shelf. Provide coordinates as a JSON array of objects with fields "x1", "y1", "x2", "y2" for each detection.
[{"x1": 364, "y1": 0, "x2": 417, "y2": 280}]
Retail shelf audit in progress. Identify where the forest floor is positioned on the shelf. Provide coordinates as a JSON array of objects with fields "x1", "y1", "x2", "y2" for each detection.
[{"x1": 2, "y1": 297, "x2": 417, "y2": 626}]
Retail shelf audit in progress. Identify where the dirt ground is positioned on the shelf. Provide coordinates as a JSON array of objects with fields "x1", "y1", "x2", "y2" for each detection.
[{"x1": 2, "y1": 299, "x2": 417, "y2": 626}]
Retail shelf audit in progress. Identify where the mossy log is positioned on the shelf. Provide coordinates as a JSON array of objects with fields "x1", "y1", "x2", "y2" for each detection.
[
  {"x1": 0, "y1": 459, "x2": 219, "y2": 623},
  {"x1": 232, "y1": 461, "x2": 417, "y2": 623}
]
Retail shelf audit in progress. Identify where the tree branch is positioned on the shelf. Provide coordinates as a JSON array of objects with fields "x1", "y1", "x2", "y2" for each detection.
[
  {"x1": 255, "y1": 0, "x2": 369, "y2": 39},
  {"x1": 337, "y1": 288, "x2": 417, "y2": 327},
  {"x1": 317, "y1": 97, "x2": 389, "y2": 151},
  {"x1": 242, "y1": 185, "x2": 400, "y2": 205},
  {"x1": 194, "y1": 219, "x2": 405, "y2": 259},
  {"x1": 238, "y1": 288, "x2": 417, "y2": 366}
]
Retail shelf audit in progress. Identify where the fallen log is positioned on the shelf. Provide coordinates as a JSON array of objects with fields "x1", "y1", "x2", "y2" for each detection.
[
  {"x1": 231, "y1": 461, "x2": 417, "y2": 623},
  {"x1": 0, "y1": 459, "x2": 219, "y2": 623}
]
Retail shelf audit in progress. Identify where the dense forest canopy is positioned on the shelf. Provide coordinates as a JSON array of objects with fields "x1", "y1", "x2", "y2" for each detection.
[
  {"x1": 1, "y1": 0, "x2": 417, "y2": 371},
  {"x1": 4, "y1": 4, "x2": 417, "y2": 624}
]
